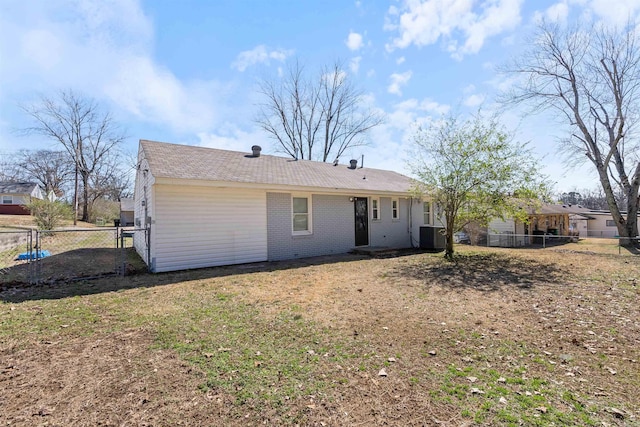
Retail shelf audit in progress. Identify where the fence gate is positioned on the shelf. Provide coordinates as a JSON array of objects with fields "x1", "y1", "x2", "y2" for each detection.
[
  {"x1": 1, "y1": 228, "x2": 149, "y2": 286},
  {"x1": 34, "y1": 228, "x2": 120, "y2": 284}
]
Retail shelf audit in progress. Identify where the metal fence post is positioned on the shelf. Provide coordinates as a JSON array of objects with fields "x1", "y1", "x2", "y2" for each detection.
[{"x1": 28, "y1": 229, "x2": 34, "y2": 284}]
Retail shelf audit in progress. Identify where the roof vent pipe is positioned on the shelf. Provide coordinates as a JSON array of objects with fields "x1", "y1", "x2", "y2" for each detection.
[
  {"x1": 349, "y1": 159, "x2": 358, "y2": 169},
  {"x1": 251, "y1": 145, "x2": 261, "y2": 157}
]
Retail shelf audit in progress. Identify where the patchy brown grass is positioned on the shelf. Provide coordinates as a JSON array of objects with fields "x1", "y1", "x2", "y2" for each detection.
[{"x1": 1, "y1": 244, "x2": 638, "y2": 426}]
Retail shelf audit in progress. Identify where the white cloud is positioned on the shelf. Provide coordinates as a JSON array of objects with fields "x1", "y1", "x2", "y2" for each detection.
[
  {"x1": 388, "y1": 71, "x2": 413, "y2": 96},
  {"x1": 385, "y1": 0, "x2": 523, "y2": 59},
  {"x1": 547, "y1": 2, "x2": 570, "y2": 23},
  {"x1": 533, "y1": 1, "x2": 570, "y2": 24},
  {"x1": 0, "y1": 0, "x2": 239, "y2": 149},
  {"x1": 396, "y1": 56, "x2": 406, "y2": 64},
  {"x1": 231, "y1": 45, "x2": 293, "y2": 72},
  {"x1": 345, "y1": 31, "x2": 364, "y2": 51},
  {"x1": 105, "y1": 55, "x2": 225, "y2": 133},
  {"x1": 588, "y1": 0, "x2": 640, "y2": 26},
  {"x1": 197, "y1": 125, "x2": 268, "y2": 153},
  {"x1": 349, "y1": 56, "x2": 362, "y2": 73},
  {"x1": 20, "y1": 29, "x2": 63, "y2": 71},
  {"x1": 463, "y1": 93, "x2": 485, "y2": 107},
  {"x1": 463, "y1": 84, "x2": 476, "y2": 94},
  {"x1": 533, "y1": 0, "x2": 640, "y2": 27},
  {"x1": 395, "y1": 98, "x2": 450, "y2": 115}
]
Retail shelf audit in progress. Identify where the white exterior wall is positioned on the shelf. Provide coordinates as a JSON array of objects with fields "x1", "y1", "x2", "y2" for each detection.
[
  {"x1": 488, "y1": 218, "x2": 516, "y2": 234},
  {"x1": 0, "y1": 194, "x2": 29, "y2": 205},
  {"x1": 569, "y1": 217, "x2": 589, "y2": 237},
  {"x1": 151, "y1": 184, "x2": 267, "y2": 272},
  {"x1": 409, "y1": 199, "x2": 441, "y2": 248},
  {"x1": 588, "y1": 214, "x2": 620, "y2": 238}
]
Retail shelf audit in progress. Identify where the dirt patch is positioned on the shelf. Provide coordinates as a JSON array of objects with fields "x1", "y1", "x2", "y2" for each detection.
[
  {"x1": 1, "y1": 246, "x2": 638, "y2": 426},
  {"x1": 0, "y1": 329, "x2": 242, "y2": 426}
]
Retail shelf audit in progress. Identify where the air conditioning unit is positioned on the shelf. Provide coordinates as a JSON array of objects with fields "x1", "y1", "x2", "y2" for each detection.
[{"x1": 419, "y1": 226, "x2": 446, "y2": 251}]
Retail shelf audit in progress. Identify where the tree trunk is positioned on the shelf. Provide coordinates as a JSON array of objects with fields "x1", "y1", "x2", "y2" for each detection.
[
  {"x1": 594, "y1": 165, "x2": 635, "y2": 239},
  {"x1": 621, "y1": 180, "x2": 639, "y2": 246},
  {"x1": 445, "y1": 214, "x2": 455, "y2": 260},
  {"x1": 81, "y1": 172, "x2": 90, "y2": 222}
]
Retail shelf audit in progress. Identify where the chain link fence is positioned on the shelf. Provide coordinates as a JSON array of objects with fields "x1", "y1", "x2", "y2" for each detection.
[
  {"x1": 0, "y1": 227, "x2": 33, "y2": 284},
  {"x1": 0, "y1": 227, "x2": 149, "y2": 286},
  {"x1": 487, "y1": 232, "x2": 639, "y2": 254}
]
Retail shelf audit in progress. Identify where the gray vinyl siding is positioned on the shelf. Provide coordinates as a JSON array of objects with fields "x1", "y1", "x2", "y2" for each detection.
[
  {"x1": 267, "y1": 193, "x2": 413, "y2": 261},
  {"x1": 369, "y1": 197, "x2": 411, "y2": 248},
  {"x1": 267, "y1": 192, "x2": 355, "y2": 261}
]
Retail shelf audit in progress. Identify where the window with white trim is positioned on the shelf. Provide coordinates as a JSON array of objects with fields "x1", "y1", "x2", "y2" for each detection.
[
  {"x1": 605, "y1": 220, "x2": 616, "y2": 227},
  {"x1": 391, "y1": 199, "x2": 399, "y2": 220},
  {"x1": 2, "y1": 196, "x2": 12, "y2": 204},
  {"x1": 423, "y1": 202, "x2": 431, "y2": 225},
  {"x1": 371, "y1": 198, "x2": 380, "y2": 220},
  {"x1": 292, "y1": 195, "x2": 312, "y2": 235}
]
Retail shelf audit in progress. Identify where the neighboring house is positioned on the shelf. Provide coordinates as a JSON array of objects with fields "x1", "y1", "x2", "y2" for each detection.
[
  {"x1": 119, "y1": 197, "x2": 134, "y2": 226},
  {"x1": 585, "y1": 210, "x2": 640, "y2": 238},
  {"x1": 486, "y1": 204, "x2": 593, "y2": 247},
  {"x1": 133, "y1": 140, "x2": 437, "y2": 273},
  {"x1": 0, "y1": 182, "x2": 44, "y2": 215},
  {"x1": 486, "y1": 203, "x2": 640, "y2": 245}
]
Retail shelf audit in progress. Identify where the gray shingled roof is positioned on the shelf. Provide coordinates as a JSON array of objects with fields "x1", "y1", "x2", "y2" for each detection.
[
  {"x1": 0, "y1": 182, "x2": 39, "y2": 194},
  {"x1": 532, "y1": 204, "x2": 594, "y2": 215},
  {"x1": 140, "y1": 140, "x2": 415, "y2": 194}
]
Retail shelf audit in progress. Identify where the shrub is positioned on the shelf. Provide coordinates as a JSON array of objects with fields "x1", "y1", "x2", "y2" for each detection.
[
  {"x1": 89, "y1": 199, "x2": 120, "y2": 224},
  {"x1": 26, "y1": 199, "x2": 73, "y2": 230}
]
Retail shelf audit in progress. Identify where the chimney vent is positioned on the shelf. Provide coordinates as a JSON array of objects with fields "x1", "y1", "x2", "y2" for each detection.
[
  {"x1": 349, "y1": 159, "x2": 358, "y2": 169},
  {"x1": 251, "y1": 145, "x2": 261, "y2": 157}
]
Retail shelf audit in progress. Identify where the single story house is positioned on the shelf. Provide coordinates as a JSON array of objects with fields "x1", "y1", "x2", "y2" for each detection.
[
  {"x1": 486, "y1": 204, "x2": 593, "y2": 247},
  {"x1": 133, "y1": 140, "x2": 439, "y2": 273},
  {"x1": 119, "y1": 197, "x2": 134, "y2": 226},
  {"x1": 0, "y1": 182, "x2": 44, "y2": 215},
  {"x1": 584, "y1": 210, "x2": 640, "y2": 238}
]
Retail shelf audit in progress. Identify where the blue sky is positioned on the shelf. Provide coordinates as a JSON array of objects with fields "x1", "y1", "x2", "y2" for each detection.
[{"x1": 1, "y1": 0, "x2": 639, "y2": 192}]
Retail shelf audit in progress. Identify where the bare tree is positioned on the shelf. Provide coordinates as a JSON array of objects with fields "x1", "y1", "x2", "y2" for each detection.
[
  {"x1": 85, "y1": 151, "x2": 132, "y2": 215},
  {"x1": 257, "y1": 60, "x2": 384, "y2": 162},
  {"x1": 21, "y1": 90, "x2": 126, "y2": 223},
  {"x1": 0, "y1": 152, "x2": 22, "y2": 182},
  {"x1": 558, "y1": 186, "x2": 626, "y2": 210},
  {"x1": 14, "y1": 149, "x2": 74, "y2": 198},
  {"x1": 502, "y1": 21, "x2": 640, "y2": 244}
]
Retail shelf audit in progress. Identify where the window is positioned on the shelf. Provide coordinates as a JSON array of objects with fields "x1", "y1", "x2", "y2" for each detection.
[
  {"x1": 391, "y1": 199, "x2": 399, "y2": 220},
  {"x1": 2, "y1": 196, "x2": 12, "y2": 204},
  {"x1": 606, "y1": 220, "x2": 616, "y2": 227},
  {"x1": 371, "y1": 198, "x2": 380, "y2": 220},
  {"x1": 423, "y1": 202, "x2": 431, "y2": 225},
  {"x1": 292, "y1": 196, "x2": 312, "y2": 234}
]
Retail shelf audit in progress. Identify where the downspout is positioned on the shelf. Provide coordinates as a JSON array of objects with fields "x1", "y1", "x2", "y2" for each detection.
[{"x1": 409, "y1": 197, "x2": 416, "y2": 248}]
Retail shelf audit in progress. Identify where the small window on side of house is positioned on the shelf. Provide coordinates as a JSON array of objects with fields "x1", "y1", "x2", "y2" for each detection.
[
  {"x1": 391, "y1": 199, "x2": 399, "y2": 220},
  {"x1": 292, "y1": 195, "x2": 312, "y2": 235},
  {"x1": 423, "y1": 202, "x2": 431, "y2": 225},
  {"x1": 2, "y1": 196, "x2": 12, "y2": 204},
  {"x1": 371, "y1": 198, "x2": 380, "y2": 220},
  {"x1": 605, "y1": 220, "x2": 616, "y2": 227}
]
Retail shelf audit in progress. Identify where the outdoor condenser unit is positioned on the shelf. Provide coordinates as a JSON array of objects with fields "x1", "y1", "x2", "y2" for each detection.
[{"x1": 419, "y1": 226, "x2": 446, "y2": 251}]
